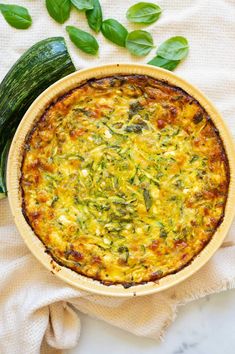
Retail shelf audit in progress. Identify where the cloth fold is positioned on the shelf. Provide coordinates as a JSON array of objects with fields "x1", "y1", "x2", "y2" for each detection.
[{"x1": 1, "y1": 0, "x2": 235, "y2": 353}]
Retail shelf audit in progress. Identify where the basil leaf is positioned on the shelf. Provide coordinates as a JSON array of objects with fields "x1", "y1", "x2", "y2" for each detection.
[
  {"x1": 157, "y1": 36, "x2": 189, "y2": 61},
  {"x1": 66, "y1": 25, "x2": 99, "y2": 55},
  {"x1": 71, "y1": 0, "x2": 94, "y2": 11},
  {"x1": 148, "y1": 55, "x2": 180, "y2": 71},
  {"x1": 101, "y1": 19, "x2": 128, "y2": 47},
  {"x1": 46, "y1": 0, "x2": 71, "y2": 24},
  {"x1": 86, "y1": 0, "x2": 102, "y2": 33},
  {"x1": 126, "y1": 2, "x2": 161, "y2": 24},
  {"x1": 0, "y1": 4, "x2": 32, "y2": 29},
  {"x1": 126, "y1": 30, "x2": 154, "y2": 56},
  {"x1": 143, "y1": 188, "x2": 152, "y2": 212}
]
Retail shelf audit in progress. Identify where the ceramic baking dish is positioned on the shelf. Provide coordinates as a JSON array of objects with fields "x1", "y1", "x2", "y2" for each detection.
[{"x1": 7, "y1": 64, "x2": 235, "y2": 297}]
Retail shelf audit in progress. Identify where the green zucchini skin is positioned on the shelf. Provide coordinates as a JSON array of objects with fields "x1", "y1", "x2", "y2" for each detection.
[
  {"x1": 0, "y1": 138, "x2": 11, "y2": 199},
  {"x1": 0, "y1": 37, "x2": 76, "y2": 199}
]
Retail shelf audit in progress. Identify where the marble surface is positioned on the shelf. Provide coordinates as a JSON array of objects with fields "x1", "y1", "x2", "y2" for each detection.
[{"x1": 67, "y1": 288, "x2": 235, "y2": 354}]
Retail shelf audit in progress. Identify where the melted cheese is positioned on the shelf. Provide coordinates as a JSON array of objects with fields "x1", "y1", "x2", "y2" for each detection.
[{"x1": 21, "y1": 75, "x2": 229, "y2": 286}]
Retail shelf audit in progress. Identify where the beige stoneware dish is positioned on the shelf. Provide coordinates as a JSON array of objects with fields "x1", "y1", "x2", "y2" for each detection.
[{"x1": 7, "y1": 64, "x2": 235, "y2": 297}]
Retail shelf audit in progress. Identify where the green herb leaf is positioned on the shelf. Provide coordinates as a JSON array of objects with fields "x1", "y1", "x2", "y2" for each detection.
[
  {"x1": 126, "y1": 2, "x2": 161, "y2": 24},
  {"x1": 118, "y1": 246, "x2": 129, "y2": 263},
  {"x1": 148, "y1": 55, "x2": 180, "y2": 71},
  {"x1": 157, "y1": 36, "x2": 189, "y2": 61},
  {"x1": 66, "y1": 25, "x2": 99, "y2": 55},
  {"x1": 0, "y1": 4, "x2": 32, "y2": 29},
  {"x1": 190, "y1": 155, "x2": 199, "y2": 163},
  {"x1": 126, "y1": 30, "x2": 154, "y2": 56},
  {"x1": 46, "y1": 0, "x2": 71, "y2": 24},
  {"x1": 124, "y1": 124, "x2": 144, "y2": 133},
  {"x1": 160, "y1": 229, "x2": 168, "y2": 238},
  {"x1": 143, "y1": 188, "x2": 152, "y2": 212},
  {"x1": 86, "y1": 0, "x2": 102, "y2": 33},
  {"x1": 129, "y1": 101, "x2": 143, "y2": 119},
  {"x1": 148, "y1": 36, "x2": 189, "y2": 70},
  {"x1": 156, "y1": 221, "x2": 164, "y2": 228},
  {"x1": 71, "y1": 0, "x2": 94, "y2": 11},
  {"x1": 101, "y1": 19, "x2": 128, "y2": 47}
]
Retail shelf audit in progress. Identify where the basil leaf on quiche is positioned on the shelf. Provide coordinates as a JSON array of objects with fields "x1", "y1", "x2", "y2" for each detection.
[
  {"x1": 148, "y1": 55, "x2": 180, "y2": 71},
  {"x1": 86, "y1": 0, "x2": 102, "y2": 33},
  {"x1": 143, "y1": 188, "x2": 152, "y2": 211},
  {"x1": 66, "y1": 25, "x2": 99, "y2": 55},
  {"x1": 0, "y1": 4, "x2": 32, "y2": 29},
  {"x1": 71, "y1": 0, "x2": 94, "y2": 11},
  {"x1": 126, "y1": 30, "x2": 154, "y2": 56},
  {"x1": 126, "y1": 2, "x2": 162, "y2": 24},
  {"x1": 46, "y1": 0, "x2": 71, "y2": 24},
  {"x1": 101, "y1": 19, "x2": 128, "y2": 47},
  {"x1": 157, "y1": 36, "x2": 189, "y2": 61}
]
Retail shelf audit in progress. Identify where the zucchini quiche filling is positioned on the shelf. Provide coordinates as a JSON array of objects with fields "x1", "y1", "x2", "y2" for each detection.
[{"x1": 21, "y1": 75, "x2": 229, "y2": 286}]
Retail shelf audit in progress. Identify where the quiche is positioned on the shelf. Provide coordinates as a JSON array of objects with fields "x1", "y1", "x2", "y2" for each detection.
[{"x1": 21, "y1": 75, "x2": 229, "y2": 287}]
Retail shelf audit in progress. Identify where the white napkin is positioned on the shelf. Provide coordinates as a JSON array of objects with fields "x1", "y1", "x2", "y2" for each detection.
[{"x1": 1, "y1": 0, "x2": 235, "y2": 353}]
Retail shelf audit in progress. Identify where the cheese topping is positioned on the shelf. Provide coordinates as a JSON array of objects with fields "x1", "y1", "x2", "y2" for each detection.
[{"x1": 21, "y1": 75, "x2": 229, "y2": 286}]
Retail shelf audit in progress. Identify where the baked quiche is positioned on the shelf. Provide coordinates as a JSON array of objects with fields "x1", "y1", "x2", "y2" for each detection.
[{"x1": 21, "y1": 75, "x2": 229, "y2": 287}]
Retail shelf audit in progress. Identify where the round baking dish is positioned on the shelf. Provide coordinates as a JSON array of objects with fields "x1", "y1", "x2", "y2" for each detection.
[{"x1": 7, "y1": 64, "x2": 235, "y2": 297}]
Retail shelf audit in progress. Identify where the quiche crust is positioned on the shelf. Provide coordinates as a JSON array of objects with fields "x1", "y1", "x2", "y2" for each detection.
[{"x1": 21, "y1": 75, "x2": 229, "y2": 287}]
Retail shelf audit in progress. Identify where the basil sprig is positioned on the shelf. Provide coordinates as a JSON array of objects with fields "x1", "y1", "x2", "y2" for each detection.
[
  {"x1": 46, "y1": 0, "x2": 71, "y2": 24},
  {"x1": 0, "y1": 1, "x2": 190, "y2": 71},
  {"x1": 86, "y1": 0, "x2": 102, "y2": 33},
  {"x1": 0, "y1": 4, "x2": 32, "y2": 29},
  {"x1": 126, "y1": 30, "x2": 154, "y2": 56},
  {"x1": 71, "y1": 0, "x2": 94, "y2": 11},
  {"x1": 126, "y1": 2, "x2": 161, "y2": 25},
  {"x1": 148, "y1": 36, "x2": 189, "y2": 71},
  {"x1": 101, "y1": 19, "x2": 128, "y2": 47},
  {"x1": 66, "y1": 25, "x2": 99, "y2": 55}
]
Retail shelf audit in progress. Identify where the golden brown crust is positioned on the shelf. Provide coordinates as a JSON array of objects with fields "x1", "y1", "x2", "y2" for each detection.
[{"x1": 21, "y1": 75, "x2": 230, "y2": 286}]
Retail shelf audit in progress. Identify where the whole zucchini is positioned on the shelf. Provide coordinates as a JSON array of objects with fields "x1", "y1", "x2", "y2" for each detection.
[{"x1": 0, "y1": 37, "x2": 76, "y2": 199}]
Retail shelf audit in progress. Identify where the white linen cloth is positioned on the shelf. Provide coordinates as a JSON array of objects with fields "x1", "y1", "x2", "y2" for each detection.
[{"x1": 1, "y1": 0, "x2": 235, "y2": 353}]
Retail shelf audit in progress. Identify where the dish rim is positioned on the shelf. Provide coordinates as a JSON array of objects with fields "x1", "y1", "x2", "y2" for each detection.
[{"x1": 7, "y1": 63, "x2": 235, "y2": 297}]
